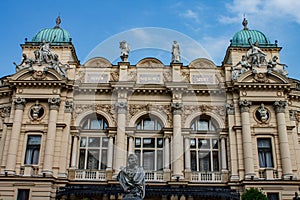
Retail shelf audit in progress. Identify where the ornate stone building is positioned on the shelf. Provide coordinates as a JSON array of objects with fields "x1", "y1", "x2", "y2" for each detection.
[{"x1": 0, "y1": 17, "x2": 299, "y2": 200}]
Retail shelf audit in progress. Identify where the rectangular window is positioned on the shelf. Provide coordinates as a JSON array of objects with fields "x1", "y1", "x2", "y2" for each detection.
[
  {"x1": 257, "y1": 138, "x2": 274, "y2": 168},
  {"x1": 17, "y1": 189, "x2": 30, "y2": 200},
  {"x1": 267, "y1": 193, "x2": 280, "y2": 200},
  {"x1": 24, "y1": 135, "x2": 41, "y2": 165}
]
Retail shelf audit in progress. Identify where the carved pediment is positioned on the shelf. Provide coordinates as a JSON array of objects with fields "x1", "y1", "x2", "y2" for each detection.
[
  {"x1": 10, "y1": 68, "x2": 64, "y2": 81},
  {"x1": 189, "y1": 58, "x2": 216, "y2": 69},
  {"x1": 136, "y1": 58, "x2": 164, "y2": 68},
  {"x1": 237, "y1": 71, "x2": 289, "y2": 84},
  {"x1": 84, "y1": 57, "x2": 112, "y2": 68}
]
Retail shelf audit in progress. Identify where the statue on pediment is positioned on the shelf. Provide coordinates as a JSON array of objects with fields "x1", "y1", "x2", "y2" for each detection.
[
  {"x1": 246, "y1": 37, "x2": 267, "y2": 66},
  {"x1": 171, "y1": 40, "x2": 181, "y2": 63},
  {"x1": 35, "y1": 37, "x2": 57, "y2": 66},
  {"x1": 13, "y1": 53, "x2": 34, "y2": 72},
  {"x1": 120, "y1": 40, "x2": 130, "y2": 62},
  {"x1": 231, "y1": 55, "x2": 252, "y2": 80},
  {"x1": 267, "y1": 55, "x2": 288, "y2": 76}
]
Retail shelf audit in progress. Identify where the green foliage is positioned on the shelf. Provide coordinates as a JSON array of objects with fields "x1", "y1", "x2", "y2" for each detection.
[{"x1": 241, "y1": 188, "x2": 268, "y2": 200}]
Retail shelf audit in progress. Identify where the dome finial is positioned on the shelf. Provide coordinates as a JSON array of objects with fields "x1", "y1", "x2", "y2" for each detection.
[
  {"x1": 55, "y1": 16, "x2": 61, "y2": 29},
  {"x1": 242, "y1": 15, "x2": 248, "y2": 30}
]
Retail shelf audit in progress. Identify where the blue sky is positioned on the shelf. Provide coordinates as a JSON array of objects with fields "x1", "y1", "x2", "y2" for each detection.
[{"x1": 1, "y1": 0, "x2": 300, "y2": 79}]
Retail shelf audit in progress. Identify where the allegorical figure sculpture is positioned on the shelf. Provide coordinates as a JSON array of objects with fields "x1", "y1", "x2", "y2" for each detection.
[
  {"x1": 120, "y1": 40, "x2": 130, "y2": 62},
  {"x1": 267, "y1": 55, "x2": 288, "y2": 76},
  {"x1": 247, "y1": 37, "x2": 266, "y2": 66},
  {"x1": 117, "y1": 154, "x2": 145, "y2": 200},
  {"x1": 257, "y1": 103, "x2": 268, "y2": 123},
  {"x1": 172, "y1": 40, "x2": 181, "y2": 63},
  {"x1": 35, "y1": 37, "x2": 57, "y2": 65}
]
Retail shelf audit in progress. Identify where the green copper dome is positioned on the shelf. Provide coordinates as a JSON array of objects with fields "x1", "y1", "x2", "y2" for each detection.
[
  {"x1": 31, "y1": 17, "x2": 71, "y2": 44},
  {"x1": 230, "y1": 18, "x2": 276, "y2": 47}
]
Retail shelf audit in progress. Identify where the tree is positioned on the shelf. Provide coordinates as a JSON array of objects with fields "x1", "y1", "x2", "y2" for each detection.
[{"x1": 241, "y1": 188, "x2": 268, "y2": 200}]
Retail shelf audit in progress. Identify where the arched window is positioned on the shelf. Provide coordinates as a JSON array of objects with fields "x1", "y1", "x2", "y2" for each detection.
[
  {"x1": 134, "y1": 116, "x2": 163, "y2": 172},
  {"x1": 189, "y1": 116, "x2": 220, "y2": 172},
  {"x1": 78, "y1": 114, "x2": 108, "y2": 170}
]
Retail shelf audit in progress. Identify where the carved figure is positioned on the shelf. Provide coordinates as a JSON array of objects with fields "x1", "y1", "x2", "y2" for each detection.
[
  {"x1": 172, "y1": 40, "x2": 181, "y2": 63},
  {"x1": 35, "y1": 37, "x2": 57, "y2": 65},
  {"x1": 31, "y1": 104, "x2": 42, "y2": 120},
  {"x1": 247, "y1": 37, "x2": 266, "y2": 66},
  {"x1": 258, "y1": 103, "x2": 268, "y2": 122},
  {"x1": 117, "y1": 154, "x2": 145, "y2": 200},
  {"x1": 13, "y1": 53, "x2": 34, "y2": 72},
  {"x1": 120, "y1": 40, "x2": 130, "y2": 61},
  {"x1": 293, "y1": 192, "x2": 299, "y2": 200},
  {"x1": 267, "y1": 56, "x2": 288, "y2": 76},
  {"x1": 231, "y1": 55, "x2": 252, "y2": 80}
]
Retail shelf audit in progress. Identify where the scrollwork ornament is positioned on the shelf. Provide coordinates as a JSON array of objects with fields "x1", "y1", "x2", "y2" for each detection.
[
  {"x1": 14, "y1": 97, "x2": 26, "y2": 110},
  {"x1": 48, "y1": 98, "x2": 61, "y2": 110},
  {"x1": 238, "y1": 100, "x2": 252, "y2": 113},
  {"x1": 273, "y1": 100, "x2": 286, "y2": 113}
]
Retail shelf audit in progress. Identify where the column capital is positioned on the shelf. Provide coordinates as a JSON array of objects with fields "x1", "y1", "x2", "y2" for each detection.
[
  {"x1": 273, "y1": 100, "x2": 286, "y2": 113},
  {"x1": 171, "y1": 102, "x2": 183, "y2": 115},
  {"x1": 238, "y1": 100, "x2": 252, "y2": 113},
  {"x1": 226, "y1": 103, "x2": 235, "y2": 115},
  {"x1": 48, "y1": 98, "x2": 61, "y2": 110},
  {"x1": 126, "y1": 131, "x2": 135, "y2": 138},
  {"x1": 65, "y1": 101, "x2": 73, "y2": 113},
  {"x1": 14, "y1": 97, "x2": 26, "y2": 110},
  {"x1": 115, "y1": 102, "x2": 127, "y2": 114},
  {"x1": 289, "y1": 110, "x2": 296, "y2": 121}
]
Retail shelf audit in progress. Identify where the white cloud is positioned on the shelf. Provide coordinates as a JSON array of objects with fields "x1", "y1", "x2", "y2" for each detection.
[
  {"x1": 180, "y1": 9, "x2": 200, "y2": 23},
  {"x1": 220, "y1": 0, "x2": 300, "y2": 25}
]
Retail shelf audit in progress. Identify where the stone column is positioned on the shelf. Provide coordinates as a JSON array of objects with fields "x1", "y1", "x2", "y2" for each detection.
[
  {"x1": 106, "y1": 132, "x2": 115, "y2": 179},
  {"x1": 5, "y1": 98, "x2": 25, "y2": 174},
  {"x1": 184, "y1": 135, "x2": 191, "y2": 180},
  {"x1": 290, "y1": 111, "x2": 300, "y2": 178},
  {"x1": 0, "y1": 106, "x2": 10, "y2": 168},
  {"x1": 171, "y1": 102, "x2": 184, "y2": 179},
  {"x1": 226, "y1": 103, "x2": 239, "y2": 181},
  {"x1": 114, "y1": 102, "x2": 127, "y2": 175},
  {"x1": 70, "y1": 134, "x2": 79, "y2": 168},
  {"x1": 42, "y1": 98, "x2": 60, "y2": 176},
  {"x1": 273, "y1": 101, "x2": 293, "y2": 179},
  {"x1": 126, "y1": 131, "x2": 134, "y2": 155},
  {"x1": 58, "y1": 101, "x2": 73, "y2": 177},
  {"x1": 220, "y1": 135, "x2": 227, "y2": 171},
  {"x1": 239, "y1": 100, "x2": 255, "y2": 179}
]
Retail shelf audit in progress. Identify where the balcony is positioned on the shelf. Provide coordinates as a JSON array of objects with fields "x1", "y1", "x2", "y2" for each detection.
[
  {"x1": 258, "y1": 168, "x2": 279, "y2": 180},
  {"x1": 145, "y1": 171, "x2": 164, "y2": 182},
  {"x1": 20, "y1": 165, "x2": 39, "y2": 176},
  {"x1": 75, "y1": 170, "x2": 106, "y2": 181},
  {"x1": 190, "y1": 172, "x2": 222, "y2": 182}
]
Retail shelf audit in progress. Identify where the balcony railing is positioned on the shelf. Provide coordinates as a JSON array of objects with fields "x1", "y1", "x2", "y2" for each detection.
[
  {"x1": 259, "y1": 168, "x2": 279, "y2": 180},
  {"x1": 145, "y1": 171, "x2": 164, "y2": 182},
  {"x1": 75, "y1": 170, "x2": 106, "y2": 181},
  {"x1": 190, "y1": 172, "x2": 222, "y2": 182}
]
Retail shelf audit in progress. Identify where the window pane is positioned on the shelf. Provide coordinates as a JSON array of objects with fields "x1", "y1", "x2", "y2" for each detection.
[
  {"x1": 90, "y1": 119, "x2": 101, "y2": 129},
  {"x1": 191, "y1": 122, "x2": 195, "y2": 131},
  {"x1": 87, "y1": 150, "x2": 99, "y2": 169},
  {"x1": 24, "y1": 135, "x2": 41, "y2": 165},
  {"x1": 267, "y1": 193, "x2": 279, "y2": 200},
  {"x1": 135, "y1": 138, "x2": 141, "y2": 148},
  {"x1": 157, "y1": 138, "x2": 163, "y2": 148},
  {"x1": 212, "y1": 151, "x2": 219, "y2": 171},
  {"x1": 190, "y1": 139, "x2": 196, "y2": 149},
  {"x1": 80, "y1": 137, "x2": 87, "y2": 147},
  {"x1": 210, "y1": 123, "x2": 216, "y2": 131},
  {"x1": 135, "y1": 150, "x2": 141, "y2": 165},
  {"x1": 88, "y1": 137, "x2": 100, "y2": 147},
  {"x1": 143, "y1": 150, "x2": 155, "y2": 170},
  {"x1": 136, "y1": 122, "x2": 142, "y2": 130},
  {"x1": 102, "y1": 137, "x2": 108, "y2": 148},
  {"x1": 212, "y1": 139, "x2": 218, "y2": 149},
  {"x1": 190, "y1": 151, "x2": 197, "y2": 171},
  {"x1": 143, "y1": 138, "x2": 155, "y2": 148},
  {"x1": 27, "y1": 136, "x2": 41, "y2": 145},
  {"x1": 78, "y1": 149, "x2": 86, "y2": 169},
  {"x1": 199, "y1": 151, "x2": 211, "y2": 171},
  {"x1": 101, "y1": 149, "x2": 107, "y2": 169},
  {"x1": 257, "y1": 138, "x2": 273, "y2": 168},
  {"x1": 17, "y1": 189, "x2": 30, "y2": 200},
  {"x1": 157, "y1": 150, "x2": 163, "y2": 171},
  {"x1": 103, "y1": 121, "x2": 108, "y2": 129},
  {"x1": 83, "y1": 120, "x2": 89, "y2": 129},
  {"x1": 258, "y1": 138, "x2": 271, "y2": 148},
  {"x1": 143, "y1": 119, "x2": 154, "y2": 130},
  {"x1": 198, "y1": 139, "x2": 210, "y2": 149},
  {"x1": 157, "y1": 122, "x2": 162, "y2": 130},
  {"x1": 199, "y1": 120, "x2": 209, "y2": 131}
]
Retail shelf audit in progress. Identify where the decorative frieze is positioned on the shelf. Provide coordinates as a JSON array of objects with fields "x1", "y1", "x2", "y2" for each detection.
[
  {"x1": 238, "y1": 100, "x2": 252, "y2": 113},
  {"x1": 14, "y1": 97, "x2": 26, "y2": 110},
  {"x1": 273, "y1": 100, "x2": 286, "y2": 113}
]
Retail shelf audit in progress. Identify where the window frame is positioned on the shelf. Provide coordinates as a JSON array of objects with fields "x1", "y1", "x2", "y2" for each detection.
[
  {"x1": 24, "y1": 135, "x2": 42, "y2": 165},
  {"x1": 257, "y1": 137, "x2": 274, "y2": 168}
]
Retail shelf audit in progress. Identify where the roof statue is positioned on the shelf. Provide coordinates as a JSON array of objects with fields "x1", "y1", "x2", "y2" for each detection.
[
  {"x1": 267, "y1": 56, "x2": 288, "y2": 76},
  {"x1": 55, "y1": 16, "x2": 61, "y2": 28},
  {"x1": 120, "y1": 40, "x2": 130, "y2": 62},
  {"x1": 231, "y1": 55, "x2": 252, "y2": 80},
  {"x1": 246, "y1": 37, "x2": 267, "y2": 67},
  {"x1": 242, "y1": 17, "x2": 248, "y2": 30},
  {"x1": 171, "y1": 40, "x2": 181, "y2": 63}
]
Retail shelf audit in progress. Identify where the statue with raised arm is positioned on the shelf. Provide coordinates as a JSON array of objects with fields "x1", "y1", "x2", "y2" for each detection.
[
  {"x1": 267, "y1": 55, "x2": 288, "y2": 76},
  {"x1": 35, "y1": 36, "x2": 57, "y2": 65},
  {"x1": 247, "y1": 37, "x2": 266, "y2": 66},
  {"x1": 231, "y1": 55, "x2": 252, "y2": 80},
  {"x1": 117, "y1": 154, "x2": 145, "y2": 200},
  {"x1": 172, "y1": 40, "x2": 181, "y2": 63},
  {"x1": 120, "y1": 40, "x2": 130, "y2": 62}
]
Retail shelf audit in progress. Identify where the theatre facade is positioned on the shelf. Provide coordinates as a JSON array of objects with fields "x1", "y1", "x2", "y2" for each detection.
[{"x1": 0, "y1": 17, "x2": 299, "y2": 200}]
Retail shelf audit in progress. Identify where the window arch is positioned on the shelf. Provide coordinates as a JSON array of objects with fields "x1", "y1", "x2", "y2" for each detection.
[
  {"x1": 78, "y1": 113, "x2": 109, "y2": 171},
  {"x1": 134, "y1": 115, "x2": 164, "y2": 172},
  {"x1": 189, "y1": 115, "x2": 220, "y2": 172}
]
